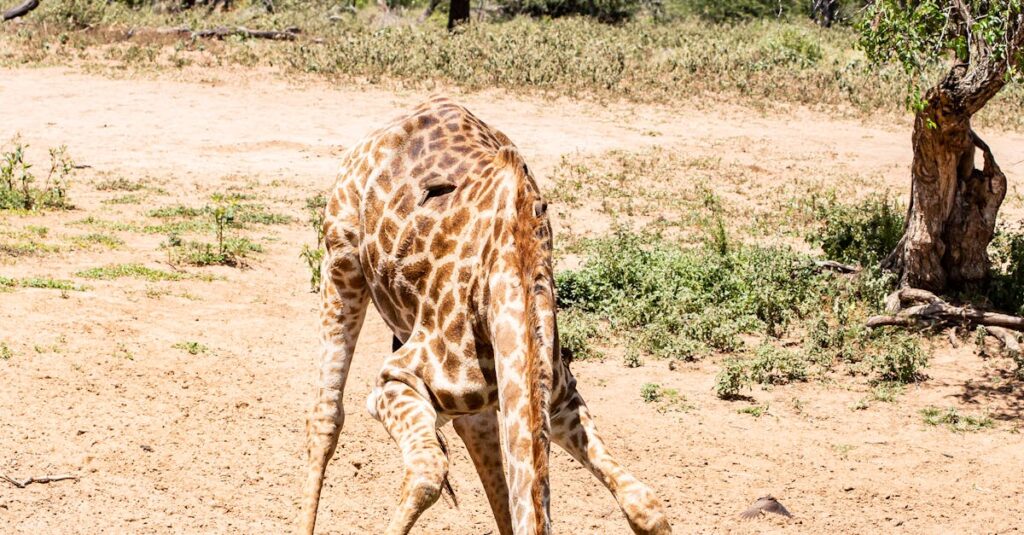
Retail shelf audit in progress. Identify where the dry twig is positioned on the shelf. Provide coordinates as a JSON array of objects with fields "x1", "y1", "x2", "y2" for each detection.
[{"x1": 2, "y1": 473, "x2": 78, "y2": 488}]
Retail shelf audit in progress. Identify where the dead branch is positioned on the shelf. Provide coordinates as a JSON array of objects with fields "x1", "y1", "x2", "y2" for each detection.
[
  {"x1": 947, "y1": 327, "x2": 960, "y2": 348},
  {"x1": 986, "y1": 326, "x2": 1021, "y2": 356},
  {"x1": 128, "y1": 25, "x2": 300, "y2": 41},
  {"x1": 814, "y1": 260, "x2": 860, "y2": 274},
  {"x1": 2, "y1": 473, "x2": 78, "y2": 488},
  {"x1": 867, "y1": 288, "x2": 1024, "y2": 332},
  {"x1": 2, "y1": 0, "x2": 39, "y2": 21}
]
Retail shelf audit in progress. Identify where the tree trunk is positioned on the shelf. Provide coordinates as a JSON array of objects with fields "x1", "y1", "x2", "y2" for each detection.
[
  {"x1": 884, "y1": 65, "x2": 1008, "y2": 292},
  {"x1": 448, "y1": 0, "x2": 469, "y2": 30}
]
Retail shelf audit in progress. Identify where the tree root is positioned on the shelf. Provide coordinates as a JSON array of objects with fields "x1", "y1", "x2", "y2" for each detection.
[
  {"x1": 868, "y1": 288, "x2": 1024, "y2": 330},
  {"x1": 1, "y1": 473, "x2": 78, "y2": 488},
  {"x1": 814, "y1": 260, "x2": 860, "y2": 274},
  {"x1": 868, "y1": 288, "x2": 1024, "y2": 356}
]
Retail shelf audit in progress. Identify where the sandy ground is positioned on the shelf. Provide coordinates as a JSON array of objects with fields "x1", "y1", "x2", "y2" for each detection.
[{"x1": 2, "y1": 67, "x2": 1024, "y2": 534}]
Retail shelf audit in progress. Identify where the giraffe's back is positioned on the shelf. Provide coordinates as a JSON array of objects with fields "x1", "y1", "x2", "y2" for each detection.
[{"x1": 327, "y1": 97, "x2": 536, "y2": 413}]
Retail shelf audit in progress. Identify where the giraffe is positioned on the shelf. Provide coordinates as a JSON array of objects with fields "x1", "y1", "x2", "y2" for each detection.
[{"x1": 299, "y1": 96, "x2": 672, "y2": 535}]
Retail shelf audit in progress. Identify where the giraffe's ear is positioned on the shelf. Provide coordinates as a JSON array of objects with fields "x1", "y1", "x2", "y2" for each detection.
[{"x1": 495, "y1": 145, "x2": 522, "y2": 169}]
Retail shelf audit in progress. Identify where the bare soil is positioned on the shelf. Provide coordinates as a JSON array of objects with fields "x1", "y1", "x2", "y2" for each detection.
[{"x1": 1, "y1": 68, "x2": 1024, "y2": 534}]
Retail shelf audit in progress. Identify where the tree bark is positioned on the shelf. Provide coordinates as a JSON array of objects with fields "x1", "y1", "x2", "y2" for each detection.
[
  {"x1": 883, "y1": 65, "x2": 1008, "y2": 292},
  {"x1": 448, "y1": 0, "x2": 470, "y2": 30}
]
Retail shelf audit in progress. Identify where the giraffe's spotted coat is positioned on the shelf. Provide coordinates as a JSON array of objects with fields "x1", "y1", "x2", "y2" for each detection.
[{"x1": 300, "y1": 97, "x2": 672, "y2": 535}]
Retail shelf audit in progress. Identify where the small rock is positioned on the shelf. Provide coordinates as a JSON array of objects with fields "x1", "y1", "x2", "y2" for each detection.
[{"x1": 141, "y1": 445, "x2": 154, "y2": 452}]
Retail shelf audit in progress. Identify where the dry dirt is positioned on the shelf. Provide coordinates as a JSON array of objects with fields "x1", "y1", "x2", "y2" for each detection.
[{"x1": 2, "y1": 67, "x2": 1024, "y2": 534}]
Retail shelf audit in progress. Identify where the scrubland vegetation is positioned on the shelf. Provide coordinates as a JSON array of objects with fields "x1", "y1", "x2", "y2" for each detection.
[{"x1": 2, "y1": 0, "x2": 1023, "y2": 129}]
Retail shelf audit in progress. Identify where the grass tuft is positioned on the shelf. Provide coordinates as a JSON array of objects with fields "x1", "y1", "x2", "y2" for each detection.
[
  {"x1": 76, "y1": 263, "x2": 183, "y2": 281},
  {"x1": 921, "y1": 407, "x2": 994, "y2": 433},
  {"x1": 172, "y1": 341, "x2": 209, "y2": 355}
]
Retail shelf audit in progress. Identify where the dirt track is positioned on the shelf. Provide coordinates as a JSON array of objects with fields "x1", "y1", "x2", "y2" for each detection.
[{"x1": 1, "y1": 68, "x2": 1024, "y2": 534}]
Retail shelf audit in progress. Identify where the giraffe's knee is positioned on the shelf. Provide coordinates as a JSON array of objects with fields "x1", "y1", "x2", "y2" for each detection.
[
  {"x1": 404, "y1": 475, "x2": 443, "y2": 510},
  {"x1": 622, "y1": 484, "x2": 671, "y2": 535},
  {"x1": 402, "y1": 451, "x2": 449, "y2": 508}
]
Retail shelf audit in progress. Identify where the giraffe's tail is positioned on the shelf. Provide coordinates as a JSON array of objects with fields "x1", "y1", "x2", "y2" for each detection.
[
  {"x1": 435, "y1": 428, "x2": 459, "y2": 507},
  {"x1": 491, "y1": 145, "x2": 554, "y2": 533}
]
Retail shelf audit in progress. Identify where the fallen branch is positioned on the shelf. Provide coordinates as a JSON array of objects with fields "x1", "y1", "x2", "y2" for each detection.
[
  {"x1": 867, "y1": 288, "x2": 1024, "y2": 331},
  {"x1": 2, "y1": 473, "x2": 78, "y2": 488},
  {"x1": 814, "y1": 260, "x2": 860, "y2": 274},
  {"x1": 2, "y1": 0, "x2": 39, "y2": 21},
  {"x1": 987, "y1": 326, "x2": 1021, "y2": 356},
  {"x1": 128, "y1": 25, "x2": 301, "y2": 41}
]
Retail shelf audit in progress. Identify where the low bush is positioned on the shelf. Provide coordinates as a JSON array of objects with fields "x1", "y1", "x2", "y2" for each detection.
[
  {"x1": 748, "y1": 343, "x2": 808, "y2": 385},
  {"x1": 988, "y1": 227, "x2": 1024, "y2": 316},
  {"x1": 1, "y1": 140, "x2": 75, "y2": 211},
  {"x1": 809, "y1": 194, "x2": 904, "y2": 266},
  {"x1": 301, "y1": 194, "x2": 327, "y2": 292},
  {"x1": 869, "y1": 333, "x2": 927, "y2": 384},
  {"x1": 557, "y1": 309, "x2": 601, "y2": 361},
  {"x1": 556, "y1": 229, "x2": 834, "y2": 357}
]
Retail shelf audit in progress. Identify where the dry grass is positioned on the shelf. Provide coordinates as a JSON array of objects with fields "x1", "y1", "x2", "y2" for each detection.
[{"x1": 2, "y1": 1, "x2": 1022, "y2": 129}]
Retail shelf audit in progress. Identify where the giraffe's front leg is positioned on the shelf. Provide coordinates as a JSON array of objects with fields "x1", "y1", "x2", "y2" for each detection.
[
  {"x1": 454, "y1": 410, "x2": 513, "y2": 535},
  {"x1": 298, "y1": 254, "x2": 370, "y2": 535},
  {"x1": 372, "y1": 379, "x2": 451, "y2": 535},
  {"x1": 550, "y1": 390, "x2": 672, "y2": 535}
]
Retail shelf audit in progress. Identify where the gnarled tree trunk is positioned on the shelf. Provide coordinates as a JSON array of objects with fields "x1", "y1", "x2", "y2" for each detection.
[{"x1": 884, "y1": 63, "x2": 1009, "y2": 292}]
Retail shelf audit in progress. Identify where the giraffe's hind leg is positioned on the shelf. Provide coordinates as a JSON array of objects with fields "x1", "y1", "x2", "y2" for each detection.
[
  {"x1": 371, "y1": 379, "x2": 450, "y2": 535},
  {"x1": 453, "y1": 410, "x2": 513, "y2": 535},
  {"x1": 299, "y1": 251, "x2": 370, "y2": 535},
  {"x1": 551, "y1": 390, "x2": 672, "y2": 535}
]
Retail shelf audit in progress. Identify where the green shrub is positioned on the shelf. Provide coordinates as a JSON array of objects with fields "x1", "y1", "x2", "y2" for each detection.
[
  {"x1": 558, "y1": 309, "x2": 601, "y2": 361},
  {"x1": 640, "y1": 382, "x2": 662, "y2": 402},
  {"x1": 1, "y1": 141, "x2": 75, "y2": 211},
  {"x1": 556, "y1": 230, "x2": 832, "y2": 358},
  {"x1": 870, "y1": 333, "x2": 927, "y2": 384},
  {"x1": 810, "y1": 194, "x2": 904, "y2": 266},
  {"x1": 622, "y1": 348, "x2": 643, "y2": 368},
  {"x1": 302, "y1": 194, "x2": 327, "y2": 292},
  {"x1": 748, "y1": 343, "x2": 808, "y2": 385},
  {"x1": 989, "y1": 228, "x2": 1024, "y2": 316},
  {"x1": 715, "y1": 357, "x2": 750, "y2": 399}
]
